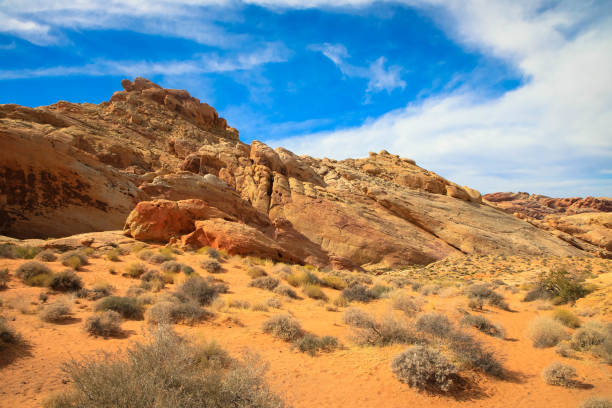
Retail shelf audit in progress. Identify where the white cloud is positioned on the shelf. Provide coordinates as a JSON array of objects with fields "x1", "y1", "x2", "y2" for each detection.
[
  {"x1": 0, "y1": 42, "x2": 289, "y2": 79},
  {"x1": 267, "y1": 1, "x2": 612, "y2": 197},
  {"x1": 310, "y1": 43, "x2": 406, "y2": 96}
]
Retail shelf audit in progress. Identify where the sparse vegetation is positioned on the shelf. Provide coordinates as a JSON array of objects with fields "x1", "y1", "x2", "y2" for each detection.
[
  {"x1": 262, "y1": 314, "x2": 303, "y2": 342},
  {"x1": 15, "y1": 261, "x2": 53, "y2": 286},
  {"x1": 465, "y1": 283, "x2": 509, "y2": 310},
  {"x1": 0, "y1": 244, "x2": 41, "y2": 259},
  {"x1": 43, "y1": 327, "x2": 285, "y2": 407},
  {"x1": 415, "y1": 313, "x2": 453, "y2": 338},
  {"x1": 176, "y1": 276, "x2": 226, "y2": 306},
  {"x1": 391, "y1": 292, "x2": 422, "y2": 315},
  {"x1": 125, "y1": 262, "x2": 147, "y2": 278},
  {"x1": 0, "y1": 268, "x2": 9, "y2": 289},
  {"x1": 295, "y1": 334, "x2": 339, "y2": 356},
  {"x1": 60, "y1": 250, "x2": 88, "y2": 270},
  {"x1": 580, "y1": 397, "x2": 612, "y2": 408},
  {"x1": 249, "y1": 276, "x2": 279, "y2": 291},
  {"x1": 48, "y1": 269, "x2": 83, "y2": 292},
  {"x1": 35, "y1": 249, "x2": 57, "y2": 262},
  {"x1": 320, "y1": 275, "x2": 347, "y2": 290},
  {"x1": 85, "y1": 311, "x2": 122, "y2": 337},
  {"x1": 460, "y1": 314, "x2": 505, "y2": 338},
  {"x1": 302, "y1": 283, "x2": 327, "y2": 300},
  {"x1": 273, "y1": 284, "x2": 298, "y2": 299},
  {"x1": 391, "y1": 346, "x2": 457, "y2": 393},
  {"x1": 542, "y1": 362, "x2": 577, "y2": 387},
  {"x1": 39, "y1": 299, "x2": 72, "y2": 322},
  {"x1": 202, "y1": 259, "x2": 223, "y2": 273},
  {"x1": 553, "y1": 308, "x2": 581, "y2": 328},
  {"x1": 145, "y1": 301, "x2": 208, "y2": 325},
  {"x1": 341, "y1": 284, "x2": 379, "y2": 303},
  {"x1": 247, "y1": 266, "x2": 267, "y2": 278},
  {"x1": 0, "y1": 317, "x2": 21, "y2": 348},
  {"x1": 528, "y1": 316, "x2": 568, "y2": 348},
  {"x1": 448, "y1": 330, "x2": 503, "y2": 377},
  {"x1": 285, "y1": 269, "x2": 321, "y2": 287},
  {"x1": 343, "y1": 308, "x2": 418, "y2": 346},
  {"x1": 95, "y1": 296, "x2": 144, "y2": 319}
]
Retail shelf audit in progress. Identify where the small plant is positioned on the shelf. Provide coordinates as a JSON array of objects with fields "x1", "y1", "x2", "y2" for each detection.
[
  {"x1": 39, "y1": 299, "x2": 72, "y2": 322},
  {"x1": 570, "y1": 323, "x2": 606, "y2": 351},
  {"x1": 249, "y1": 277, "x2": 279, "y2": 291},
  {"x1": 333, "y1": 295, "x2": 349, "y2": 308},
  {"x1": 0, "y1": 317, "x2": 21, "y2": 348},
  {"x1": 391, "y1": 346, "x2": 457, "y2": 392},
  {"x1": 48, "y1": 270, "x2": 83, "y2": 292},
  {"x1": 553, "y1": 308, "x2": 581, "y2": 328},
  {"x1": 460, "y1": 314, "x2": 505, "y2": 338},
  {"x1": 228, "y1": 299, "x2": 250, "y2": 309},
  {"x1": 84, "y1": 311, "x2": 122, "y2": 336},
  {"x1": 198, "y1": 247, "x2": 221, "y2": 259},
  {"x1": 464, "y1": 283, "x2": 509, "y2": 310},
  {"x1": 60, "y1": 250, "x2": 88, "y2": 270},
  {"x1": 528, "y1": 317, "x2": 568, "y2": 348},
  {"x1": 419, "y1": 284, "x2": 440, "y2": 296},
  {"x1": 15, "y1": 261, "x2": 53, "y2": 286},
  {"x1": 320, "y1": 275, "x2": 347, "y2": 290},
  {"x1": 341, "y1": 284, "x2": 378, "y2": 303},
  {"x1": 125, "y1": 262, "x2": 147, "y2": 278},
  {"x1": 343, "y1": 308, "x2": 418, "y2": 346},
  {"x1": 161, "y1": 261, "x2": 183, "y2": 273},
  {"x1": 35, "y1": 249, "x2": 57, "y2": 262},
  {"x1": 273, "y1": 284, "x2": 298, "y2": 299},
  {"x1": 89, "y1": 283, "x2": 114, "y2": 300},
  {"x1": 525, "y1": 268, "x2": 589, "y2": 304},
  {"x1": 145, "y1": 301, "x2": 207, "y2": 325},
  {"x1": 202, "y1": 259, "x2": 223, "y2": 274},
  {"x1": 0, "y1": 268, "x2": 9, "y2": 289},
  {"x1": 251, "y1": 303, "x2": 269, "y2": 312},
  {"x1": 105, "y1": 248, "x2": 121, "y2": 262},
  {"x1": 542, "y1": 362, "x2": 577, "y2": 387},
  {"x1": 448, "y1": 330, "x2": 504, "y2": 376},
  {"x1": 285, "y1": 269, "x2": 321, "y2": 287},
  {"x1": 247, "y1": 267, "x2": 267, "y2": 278},
  {"x1": 580, "y1": 397, "x2": 612, "y2": 408},
  {"x1": 415, "y1": 313, "x2": 453, "y2": 338},
  {"x1": 295, "y1": 334, "x2": 339, "y2": 356},
  {"x1": 176, "y1": 276, "x2": 226, "y2": 306},
  {"x1": 95, "y1": 296, "x2": 143, "y2": 319},
  {"x1": 262, "y1": 314, "x2": 303, "y2": 342},
  {"x1": 302, "y1": 283, "x2": 327, "y2": 300},
  {"x1": 267, "y1": 297, "x2": 282, "y2": 309},
  {"x1": 392, "y1": 292, "x2": 422, "y2": 315}
]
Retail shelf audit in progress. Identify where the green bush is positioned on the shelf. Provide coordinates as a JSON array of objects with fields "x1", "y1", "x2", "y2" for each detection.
[
  {"x1": 285, "y1": 269, "x2": 321, "y2": 287},
  {"x1": 15, "y1": 261, "x2": 53, "y2": 286},
  {"x1": 320, "y1": 275, "x2": 347, "y2": 290},
  {"x1": 526, "y1": 269, "x2": 589, "y2": 304},
  {"x1": 528, "y1": 317, "x2": 568, "y2": 348},
  {"x1": 95, "y1": 296, "x2": 143, "y2": 319},
  {"x1": 391, "y1": 346, "x2": 456, "y2": 392},
  {"x1": 43, "y1": 327, "x2": 285, "y2": 407},
  {"x1": 0, "y1": 244, "x2": 41, "y2": 259},
  {"x1": 262, "y1": 315, "x2": 303, "y2": 342},
  {"x1": 48, "y1": 270, "x2": 83, "y2": 292},
  {"x1": 542, "y1": 362, "x2": 577, "y2": 387},
  {"x1": 85, "y1": 311, "x2": 122, "y2": 337}
]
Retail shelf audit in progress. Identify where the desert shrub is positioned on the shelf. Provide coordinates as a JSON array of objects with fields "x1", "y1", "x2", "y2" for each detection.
[
  {"x1": 468, "y1": 298, "x2": 484, "y2": 310},
  {"x1": 89, "y1": 283, "x2": 114, "y2": 300},
  {"x1": 321, "y1": 275, "x2": 347, "y2": 290},
  {"x1": 295, "y1": 334, "x2": 339, "y2": 356},
  {"x1": 553, "y1": 308, "x2": 581, "y2": 328},
  {"x1": 555, "y1": 341, "x2": 579, "y2": 359},
  {"x1": 148, "y1": 252, "x2": 173, "y2": 264},
  {"x1": 137, "y1": 250, "x2": 154, "y2": 261},
  {"x1": 249, "y1": 277, "x2": 279, "y2": 291},
  {"x1": 415, "y1": 313, "x2": 453, "y2": 338},
  {"x1": 392, "y1": 292, "x2": 422, "y2": 315},
  {"x1": 228, "y1": 299, "x2": 250, "y2": 309},
  {"x1": 465, "y1": 283, "x2": 509, "y2": 310},
  {"x1": 140, "y1": 270, "x2": 165, "y2": 291},
  {"x1": 15, "y1": 261, "x2": 53, "y2": 286},
  {"x1": 247, "y1": 267, "x2": 267, "y2": 278},
  {"x1": 570, "y1": 323, "x2": 606, "y2": 351},
  {"x1": 251, "y1": 303, "x2": 269, "y2": 312},
  {"x1": 419, "y1": 284, "x2": 440, "y2": 296},
  {"x1": 95, "y1": 296, "x2": 143, "y2": 319},
  {"x1": 341, "y1": 284, "x2": 377, "y2": 303},
  {"x1": 369, "y1": 284, "x2": 392, "y2": 298},
  {"x1": 266, "y1": 297, "x2": 282, "y2": 309},
  {"x1": 526, "y1": 269, "x2": 589, "y2": 304},
  {"x1": 202, "y1": 259, "x2": 223, "y2": 274},
  {"x1": 343, "y1": 308, "x2": 418, "y2": 346},
  {"x1": 161, "y1": 261, "x2": 183, "y2": 274},
  {"x1": 0, "y1": 268, "x2": 9, "y2": 289},
  {"x1": 273, "y1": 284, "x2": 298, "y2": 299},
  {"x1": 262, "y1": 314, "x2": 303, "y2": 342},
  {"x1": 391, "y1": 346, "x2": 457, "y2": 392},
  {"x1": 528, "y1": 317, "x2": 568, "y2": 348},
  {"x1": 105, "y1": 248, "x2": 121, "y2": 262},
  {"x1": 0, "y1": 244, "x2": 41, "y2": 259},
  {"x1": 460, "y1": 314, "x2": 505, "y2": 338},
  {"x1": 84, "y1": 311, "x2": 123, "y2": 337},
  {"x1": 333, "y1": 295, "x2": 349, "y2": 308},
  {"x1": 181, "y1": 265, "x2": 195, "y2": 276},
  {"x1": 125, "y1": 263, "x2": 147, "y2": 278},
  {"x1": 145, "y1": 301, "x2": 207, "y2": 325},
  {"x1": 302, "y1": 283, "x2": 327, "y2": 300},
  {"x1": 0, "y1": 317, "x2": 21, "y2": 348},
  {"x1": 285, "y1": 269, "x2": 321, "y2": 287},
  {"x1": 49, "y1": 270, "x2": 83, "y2": 292},
  {"x1": 60, "y1": 250, "x2": 88, "y2": 270},
  {"x1": 39, "y1": 299, "x2": 72, "y2": 322},
  {"x1": 176, "y1": 276, "x2": 225, "y2": 306},
  {"x1": 580, "y1": 397, "x2": 612, "y2": 408},
  {"x1": 542, "y1": 362, "x2": 577, "y2": 387},
  {"x1": 44, "y1": 327, "x2": 285, "y2": 408},
  {"x1": 448, "y1": 331, "x2": 504, "y2": 377},
  {"x1": 35, "y1": 249, "x2": 57, "y2": 262},
  {"x1": 199, "y1": 247, "x2": 221, "y2": 259},
  {"x1": 271, "y1": 263, "x2": 291, "y2": 276}
]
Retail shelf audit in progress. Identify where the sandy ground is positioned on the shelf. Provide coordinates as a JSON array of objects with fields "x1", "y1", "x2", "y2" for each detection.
[{"x1": 1, "y1": 249, "x2": 611, "y2": 408}]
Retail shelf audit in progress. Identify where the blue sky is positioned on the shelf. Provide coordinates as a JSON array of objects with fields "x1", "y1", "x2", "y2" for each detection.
[{"x1": 0, "y1": 0, "x2": 611, "y2": 197}]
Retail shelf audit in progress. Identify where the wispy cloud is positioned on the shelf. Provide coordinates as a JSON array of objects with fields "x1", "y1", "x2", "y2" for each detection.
[
  {"x1": 309, "y1": 43, "x2": 406, "y2": 96},
  {"x1": 0, "y1": 42, "x2": 290, "y2": 80}
]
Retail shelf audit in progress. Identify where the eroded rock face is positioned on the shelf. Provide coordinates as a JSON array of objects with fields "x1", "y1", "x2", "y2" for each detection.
[{"x1": 0, "y1": 78, "x2": 589, "y2": 268}]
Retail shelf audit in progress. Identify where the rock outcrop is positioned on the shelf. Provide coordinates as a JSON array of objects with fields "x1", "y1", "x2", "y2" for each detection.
[
  {"x1": 0, "y1": 78, "x2": 589, "y2": 268},
  {"x1": 484, "y1": 192, "x2": 612, "y2": 258}
]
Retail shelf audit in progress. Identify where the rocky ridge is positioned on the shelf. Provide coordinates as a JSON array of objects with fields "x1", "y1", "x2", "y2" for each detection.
[{"x1": 0, "y1": 78, "x2": 587, "y2": 269}]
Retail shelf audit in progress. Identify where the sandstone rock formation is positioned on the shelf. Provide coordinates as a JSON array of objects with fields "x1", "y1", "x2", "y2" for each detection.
[
  {"x1": 0, "y1": 78, "x2": 589, "y2": 268},
  {"x1": 484, "y1": 192, "x2": 612, "y2": 258}
]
